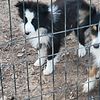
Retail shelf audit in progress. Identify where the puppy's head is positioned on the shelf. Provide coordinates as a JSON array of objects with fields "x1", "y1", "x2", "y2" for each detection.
[
  {"x1": 91, "y1": 22, "x2": 100, "y2": 48},
  {"x1": 15, "y1": 1, "x2": 49, "y2": 35},
  {"x1": 90, "y1": 22, "x2": 100, "y2": 65}
]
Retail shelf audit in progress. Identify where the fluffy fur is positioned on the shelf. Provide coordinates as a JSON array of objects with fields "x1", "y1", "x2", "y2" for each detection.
[{"x1": 15, "y1": 0, "x2": 99, "y2": 76}]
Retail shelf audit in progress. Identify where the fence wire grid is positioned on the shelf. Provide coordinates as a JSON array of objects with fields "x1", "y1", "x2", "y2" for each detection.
[{"x1": 0, "y1": 0, "x2": 100, "y2": 100}]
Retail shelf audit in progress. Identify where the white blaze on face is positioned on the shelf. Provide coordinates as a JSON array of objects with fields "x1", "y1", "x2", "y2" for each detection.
[
  {"x1": 22, "y1": 9, "x2": 38, "y2": 48},
  {"x1": 25, "y1": 9, "x2": 35, "y2": 33},
  {"x1": 20, "y1": 9, "x2": 49, "y2": 49}
]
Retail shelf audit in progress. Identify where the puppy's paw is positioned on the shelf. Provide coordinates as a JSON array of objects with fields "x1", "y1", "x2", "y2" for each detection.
[
  {"x1": 34, "y1": 59, "x2": 40, "y2": 66},
  {"x1": 43, "y1": 67, "x2": 53, "y2": 75},
  {"x1": 78, "y1": 44, "x2": 86, "y2": 57},
  {"x1": 83, "y1": 77, "x2": 96, "y2": 93},
  {"x1": 43, "y1": 60, "x2": 54, "y2": 75},
  {"x1": 34, "y1": 59, "x2": 45, "y2": 66}
]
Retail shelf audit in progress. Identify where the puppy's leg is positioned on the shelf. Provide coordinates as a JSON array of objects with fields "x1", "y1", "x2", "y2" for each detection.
[
  {"x1": 34, "y1": 28, "x2": 48, "y2": 66},
  {"x1": 43, "y1": 37, "x2": 61, "y2": 75},
  {"x1": 43, "y1": 54, "x2": 59, "y2": 75},
  {"x1": 34, "y1": 44, "x2": 47, "y2": 66},
  {"x1": 83, "y1": 67, "x2": 98, "y2": 93},
  {"x1": 78, "y1": 43, "x2": 86, "y2": 57},
  {"x1": 75, "y1": 29, "x2": 86, "y2": 57}
]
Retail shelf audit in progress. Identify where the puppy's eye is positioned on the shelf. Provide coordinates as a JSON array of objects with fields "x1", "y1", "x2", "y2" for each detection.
[
  {"x1": 31, "y1": 18, "x2": 38, "y2": 30},
  {"x1": 93, "y1": 44, "x2": 99, "y2": 49},
  {"x1": 31, "y1": 15, "x2": 37, "y2": 23},
  {"x1": 31, "y1": 18, "x2": 36, "y2": 23}
]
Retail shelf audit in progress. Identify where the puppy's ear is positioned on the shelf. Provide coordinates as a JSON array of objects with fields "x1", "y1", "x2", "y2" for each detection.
[
  {"x1": 39, "y1": 4, "x2": 49, "y2": 14},
  {"x1": 90, "y1": 25, "x2": 98, "y2": 39},
  {"x1": 92, "y1": 25, "x2": 97, "y2": 31},
  {"x1": 15, "y1": 1, "x2": 23, "y2": 8},
  {"x1": 15, "y1": 1, "x2": 24, "y2": 19}
]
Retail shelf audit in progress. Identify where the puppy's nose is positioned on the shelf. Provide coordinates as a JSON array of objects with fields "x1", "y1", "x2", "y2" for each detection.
[
  {"x1": 25, "y1": 32, "x2": 30, "y2": 35},
  {"x1": 93, "y1": 44, "x2": 99, "y2": 48}
]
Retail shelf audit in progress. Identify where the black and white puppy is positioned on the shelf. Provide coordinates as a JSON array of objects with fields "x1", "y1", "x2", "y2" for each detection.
[{"x1": 15, "y1": 0, "x2": 99, "y2": 75}]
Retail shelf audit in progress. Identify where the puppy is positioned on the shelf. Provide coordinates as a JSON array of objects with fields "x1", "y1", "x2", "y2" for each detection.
[
  {"x1": 15, "y1": 0, "x2": 98, "y2": 75},
  {"x1": 83, "y1": 22, "x2": 100, "y2": 93}
]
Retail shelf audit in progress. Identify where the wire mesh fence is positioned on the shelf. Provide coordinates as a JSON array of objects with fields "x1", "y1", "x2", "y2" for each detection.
[{"x1": 0, "y1": 0, "x2": 100, "y2": 100}]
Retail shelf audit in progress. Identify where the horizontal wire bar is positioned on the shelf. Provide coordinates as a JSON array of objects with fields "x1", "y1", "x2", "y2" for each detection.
[{"x1": 0, "y1": 23, "x2": 99, "y2": 48}]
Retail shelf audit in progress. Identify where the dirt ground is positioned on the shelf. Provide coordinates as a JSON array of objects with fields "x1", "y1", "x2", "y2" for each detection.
[{"x1": 0, "y1": 0, "x2": 100, "y2": 100}]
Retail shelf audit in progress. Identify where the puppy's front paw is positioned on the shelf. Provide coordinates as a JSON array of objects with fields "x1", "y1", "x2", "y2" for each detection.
[
  {"x1": 34, "y1": 59, "x2": 45, "y2": 66},
  {"x1": 34, "y1": 59, "x2": 40, "y2": 66},
  {"x1": 43, "y1": 67, "x2": 53, "y2": 75},
  {"x1": 43, "y1": 60, "x2": 54, "y2": 75},
  {"x1": 78, "y1": 44, "x2": 86, "y2": 57}
]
